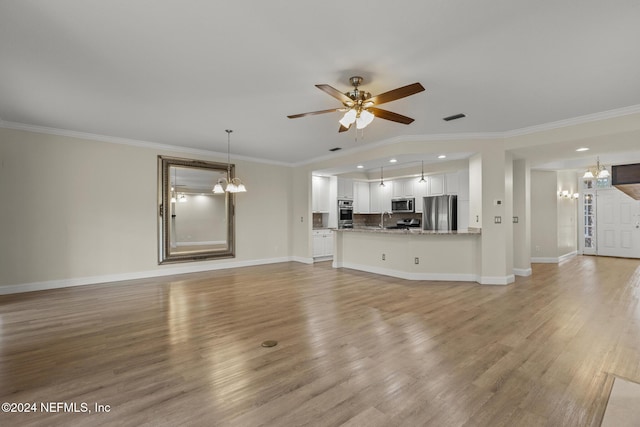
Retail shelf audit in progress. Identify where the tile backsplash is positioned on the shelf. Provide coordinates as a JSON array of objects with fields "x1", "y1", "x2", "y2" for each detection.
[
  {"x1": 354, "y1": 212, "x2": 421, "y2": 228},
  {"x1": 313, "y1": 213, "x2": 327, "y2": 228}
]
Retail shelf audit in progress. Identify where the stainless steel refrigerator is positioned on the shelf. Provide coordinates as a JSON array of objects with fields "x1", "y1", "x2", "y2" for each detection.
[{"x1": 422, "y1": 195, "x2": 457, "y2": 231}]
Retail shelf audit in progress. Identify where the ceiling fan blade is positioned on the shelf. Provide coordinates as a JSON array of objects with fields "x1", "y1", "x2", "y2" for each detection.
[
  {"x1": 368, "y1": 107, "x2": 415, "y2": 124},
  {"x1": 287, "y1": 108, "x2": 341, "y2": 119},
  {"x1": 338, "y1": 124, "x2": 350, "y2": 133},
  {"x1": 368, "y1": 82, "x2": 425, "y2": 106},
  {"x1": 315, "y1": 84, "x2": 353, "y2": 104}
]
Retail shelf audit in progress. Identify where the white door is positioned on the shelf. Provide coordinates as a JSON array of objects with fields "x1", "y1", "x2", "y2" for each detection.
[{"x1": 596, "y1": 188, "x2": 640, "y2": 258}]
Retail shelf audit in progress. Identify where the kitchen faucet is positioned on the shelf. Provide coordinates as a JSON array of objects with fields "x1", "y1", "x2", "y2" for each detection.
[{"x1": 380, "y1": 211, "x2": 392, "y2": 228}]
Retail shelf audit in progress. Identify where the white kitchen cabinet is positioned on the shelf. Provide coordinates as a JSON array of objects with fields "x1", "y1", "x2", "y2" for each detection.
[
  {"x1": 337, "y1": 178, "x2": 354, "y2": 199},
  {"x1": 392, "y1": 178, "x2": 415, "y2": 198},
  {"x1": 428, "y1": 174, "x2": 445, "y2": 196},
  {"x1": 353, "y1": 181, "x2": 370, "y2": 213},
  {"x1": 369, "y1": 182, "x2": 382, "y2": 213},
  {"x1": 369, "y1": 181, "x2": 393, "y2": 213},
  {"x1": 392, "y1": 179, "x2": 403, "y2": 198},
  {"x1": 445, "y1": 172, "x2": 459, "y2": 195},
  {"x1": 414, "y1": 179, "x2": 428, "y2": 212},
  {"x1": 312, "y1": 229, "x2": 333, "y2": 258},
  {"x1": 380, "y1": 182, "x2": 393, "y2": 213},
  {"x1": 312, "y1": 175, "x2": 330, "y2": 212}
]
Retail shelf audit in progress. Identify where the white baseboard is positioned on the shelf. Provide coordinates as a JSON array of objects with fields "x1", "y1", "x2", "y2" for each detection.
[
  {"x1": 559, "y1": 251, "x2": 578, "y2": 262},
  {"x1": 338, "y1": 262, "x2": 478, "y2": 283},
  {"x1": 513, "y1": 267, "x2": 532, "y2": 277},
  {"x1": 531, "y1": 251, "x2": 577, "y2": 264},
  {"x1": 479, "y1": 275, "x2": 515, "y2": 285},
  {"x1": 531, "y1": 257, "x2": 559, "y2": 263},
  {"x1": 0, "y1": 256, "x2": 296, "y2": 295}
]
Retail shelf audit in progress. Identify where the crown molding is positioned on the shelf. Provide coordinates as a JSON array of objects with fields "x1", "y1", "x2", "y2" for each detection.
[
  {"x1": 502, "y1": 104, "x2": 640, "y2": 138},
  {"x1": 0, "y1": 119, "x2": 292, "y2": 167},
  {"x1": 3, "y1": 103, "x2": 640, "y2": 168}
]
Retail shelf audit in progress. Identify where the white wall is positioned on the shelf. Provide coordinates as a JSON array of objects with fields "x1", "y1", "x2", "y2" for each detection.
[
  {"x1": 530, "y1": 170, "x2": 578, "y2": 261},
  {"x1": 469, "y1": 154, "x2": 482, "y2": 228},
  {"x1": 531, "y1": 170, "x2": 559, "y2": 259},
  {"x1": 0, "y1": 127, "x2": 292, "y2": 290},
  {"x1": 512, "y1": 159, "x2": 531, "y2": 274},
  {"x1": 556, "y1": 170, "x2": 579, "y2": 257}
]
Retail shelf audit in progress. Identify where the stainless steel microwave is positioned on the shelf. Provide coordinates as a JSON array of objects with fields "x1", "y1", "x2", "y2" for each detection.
[{"x1": 391, "y1": 198, "x2": 415, "y2": 213}]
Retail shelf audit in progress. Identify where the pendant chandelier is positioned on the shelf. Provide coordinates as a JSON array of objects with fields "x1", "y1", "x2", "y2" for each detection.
[
  {"x1": 418, "y1": 160, "x2": 426, "y2": 183},
  {"x1": 379, "y1": 166, "x2": 385, "y2": 187},
  {"x1": 213, "y1": 129, "x2": 247, "y2": 194},
  {"x1": 583, "y1": 157, "x2": 610, "y2": 179}
]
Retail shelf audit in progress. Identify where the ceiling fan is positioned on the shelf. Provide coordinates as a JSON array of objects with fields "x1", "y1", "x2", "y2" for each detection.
[{"x1": 287, "y1": 76, "x2": 425, "y2": 132}]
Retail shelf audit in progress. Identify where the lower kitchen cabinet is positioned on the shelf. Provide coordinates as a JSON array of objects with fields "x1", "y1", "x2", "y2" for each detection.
[{"x1": 312, "y1": 229, "x2": 333, "y2": 258}]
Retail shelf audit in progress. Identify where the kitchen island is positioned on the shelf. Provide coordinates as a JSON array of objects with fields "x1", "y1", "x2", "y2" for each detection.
[{"x1": 332, "y1": 227, "x2": 482, "y2": 283}]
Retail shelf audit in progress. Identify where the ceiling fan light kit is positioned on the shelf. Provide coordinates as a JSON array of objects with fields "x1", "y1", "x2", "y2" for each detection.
[{"x1": 288, "y1": 76, "x2": 425, "y2": 132}]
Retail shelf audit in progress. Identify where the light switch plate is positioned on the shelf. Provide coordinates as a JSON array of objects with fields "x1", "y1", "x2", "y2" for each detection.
[{"x1": 494, "y1": 216, "x2": 502, "y2": 224}]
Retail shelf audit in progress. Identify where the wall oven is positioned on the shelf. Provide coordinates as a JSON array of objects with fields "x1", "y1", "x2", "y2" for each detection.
[
  {"x1": 391, "y1": 197, "x2": 415, "y2": 213},
  {"x1": 338, "y1": 199, "x2": 353, "y2": 228}
]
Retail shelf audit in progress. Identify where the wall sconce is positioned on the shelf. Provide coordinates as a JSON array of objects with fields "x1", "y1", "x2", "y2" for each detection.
[{"x1": 558, "y1": 190, "x2": 579, "y2": 200}]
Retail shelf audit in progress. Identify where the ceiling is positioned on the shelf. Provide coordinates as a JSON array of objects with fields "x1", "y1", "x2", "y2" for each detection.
[{"x1": 2, "y1": 1, "x2": 640, "y2": 171}]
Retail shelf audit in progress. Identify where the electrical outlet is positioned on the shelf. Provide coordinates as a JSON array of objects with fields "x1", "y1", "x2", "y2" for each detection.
[
  {"x1": 513, "y1": 216, "x2": 519, "y2": 223},
  {"x1": 382, "y1": 253, "x2": 386, "y2": 261},
  {"x1": 300, "y1": 216, "x2": 303, "y2": 222},
  {"x1": 414, "y1": 257, "x2": 419, "y2": 264}
]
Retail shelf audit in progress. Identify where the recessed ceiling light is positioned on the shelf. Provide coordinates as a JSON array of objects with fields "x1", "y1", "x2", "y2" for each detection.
[
  {"x1": 389, "y1": 158, "x2": 397, "y2": 163},
  {"x1": 356, "y1": 165, "x2": 364, "y2": 169},
  {"x1": 576, "y1": 147, "x2": 590, "y2": 152},
  {"x1": 438, "y1": 155, "x2": 447, "y2": 159}
]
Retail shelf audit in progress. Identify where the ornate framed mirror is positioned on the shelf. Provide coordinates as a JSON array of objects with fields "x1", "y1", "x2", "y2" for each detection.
[{"x1": 158, "y1": 156, "x2": 235, "y2": 263}]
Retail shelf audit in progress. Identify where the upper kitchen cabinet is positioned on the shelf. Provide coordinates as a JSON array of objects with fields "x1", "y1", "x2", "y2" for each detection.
[
  {"x1": 392, "y1": 178, "x2": 415, "y2": 198},
  {"x1": 337, "y1": 177, "x2": 354, "y2": 199},
  {"x1": 414, "y1": 179, "x2": 428, "y2": 212},
  {"x1": 312, "y1": 175, "x2": 330, "y2": 212},
  {"x1": 428, "y1": 174, "x2": 445, "y2": 196},
  {"x1": 445, "y1": 172, "x2": 459, "y2": 195},
  {"x1": 353, "y1": 181, "x2": 370, "y2": 213},
  {"x1": 370, "y1": 181, "x2": 393, "y2": 213}
]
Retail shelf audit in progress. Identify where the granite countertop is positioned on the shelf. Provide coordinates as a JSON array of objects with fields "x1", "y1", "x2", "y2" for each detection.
[{"x1": 335, "y1": 227, "x2": 481, "y2": 235}]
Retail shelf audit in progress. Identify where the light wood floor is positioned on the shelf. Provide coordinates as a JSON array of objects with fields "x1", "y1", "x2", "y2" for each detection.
[{"x1": 1, "y1": 256, "x2": 640, "y2": 426}]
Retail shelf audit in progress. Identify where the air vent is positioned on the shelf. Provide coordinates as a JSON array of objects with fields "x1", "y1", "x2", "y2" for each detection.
[
  {"x1": 443, "y1": 113, "x2": 466, "y2": 121},
  {"x1": 329, "y1": 147, "x2": 342, "y2": 152}
]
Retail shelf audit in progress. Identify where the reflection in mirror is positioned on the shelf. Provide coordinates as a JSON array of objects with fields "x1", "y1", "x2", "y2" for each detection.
[{"x1": 158, "y1": 156, "x2": 235, "y2": 263}]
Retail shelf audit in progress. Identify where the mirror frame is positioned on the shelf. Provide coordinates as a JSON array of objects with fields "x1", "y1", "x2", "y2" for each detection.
[{"x1": 158, "y1": 155, "x2": 235, "y2": 264}]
